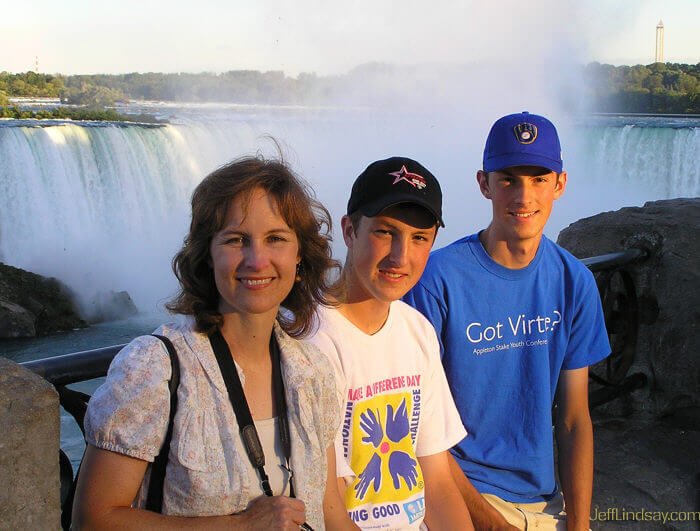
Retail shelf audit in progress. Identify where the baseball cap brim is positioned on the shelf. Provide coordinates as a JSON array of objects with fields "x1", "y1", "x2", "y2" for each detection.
[
  {"x1": 484, "y1": 152, "x2": 563, "y2": 174},
  {"x1": 356, "y1": 193, "x2": 445, "y2": 227}
]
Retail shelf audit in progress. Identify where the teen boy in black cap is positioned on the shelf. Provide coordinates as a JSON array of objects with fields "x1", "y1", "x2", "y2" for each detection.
[
  {"x1": 405, "y1": 112, "x2": 610, "y2": 530},
  {"x1": 306, "y1": 157, "x2": 473, "y2": 529}
]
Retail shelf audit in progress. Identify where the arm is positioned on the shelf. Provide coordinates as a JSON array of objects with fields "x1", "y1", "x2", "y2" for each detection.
[
  {"x1": 323, "y1": 445, "x2": 360, "y2": 530},
  {"x1": 447, "y1": 453, "x2": 519, "y2": 531},
  {"x1": 73, "y1": 444, "x2": 306, "y2": 530},
  {"x1": 419, "y1": 451, "x2": 474, "y2": 531},
  {"x1": 555, "y1": 367, "x2": 593, "y2": 531}
]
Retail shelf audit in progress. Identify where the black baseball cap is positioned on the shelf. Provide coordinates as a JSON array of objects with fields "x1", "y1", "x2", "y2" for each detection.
[{"x1": 347, "y1": 156, "x2": 444, "y2": 227}]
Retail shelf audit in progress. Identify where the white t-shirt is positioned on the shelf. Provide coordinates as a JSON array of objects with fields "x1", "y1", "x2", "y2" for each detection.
[{"x1": 305, "y1": 301, "x2": 467, "y2": 529}]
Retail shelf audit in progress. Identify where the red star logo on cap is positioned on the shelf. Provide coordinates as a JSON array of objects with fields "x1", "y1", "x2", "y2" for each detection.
[{"x1": 388, "y1": 166, "x2": 427, "y2": 189}]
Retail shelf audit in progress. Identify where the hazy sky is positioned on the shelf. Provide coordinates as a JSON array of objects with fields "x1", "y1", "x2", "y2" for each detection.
[{"x1": 3, "y1": 0, "x2": 698, "y2": 75}]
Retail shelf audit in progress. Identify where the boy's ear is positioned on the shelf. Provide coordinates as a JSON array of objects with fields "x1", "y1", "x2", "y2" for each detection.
[
  {"x1": 553, "y1": 171, "x2": 567, "y2": 200},
  {"x1": 341, "y1": 215, "x2": 355, "y2": 248},
  {"x1": 477, "y1": 170, "x2": 492, "y2": 199}
]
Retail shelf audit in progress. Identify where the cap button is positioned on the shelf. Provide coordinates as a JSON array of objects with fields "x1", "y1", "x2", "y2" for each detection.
[{"x1": 522, "y1": 111, "x2": 529, "y2": 114}]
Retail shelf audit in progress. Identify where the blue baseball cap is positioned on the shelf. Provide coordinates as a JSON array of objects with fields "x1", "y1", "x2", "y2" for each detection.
[{"x1": 483, "y1": 111, "x2": 563, "y2": 173}]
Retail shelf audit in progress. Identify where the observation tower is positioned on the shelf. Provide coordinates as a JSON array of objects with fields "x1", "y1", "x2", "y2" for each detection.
[{"x1": 655, "y1": 20, "x2": 664, "y2": 63}]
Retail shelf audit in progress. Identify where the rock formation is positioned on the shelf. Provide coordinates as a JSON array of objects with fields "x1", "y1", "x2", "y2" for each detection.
[
  {"x1": 0, "y1": 262, "x2": 87, "y2": 338},
  {"x1": 81, "y1": 289, "x2": 139, "y2": 323},
  {"x1": 557, "y1": 198, "x2": 699, "y2": 418}
]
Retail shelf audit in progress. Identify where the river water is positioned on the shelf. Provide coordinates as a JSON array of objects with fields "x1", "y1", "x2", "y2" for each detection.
[{"x1": 0, "y1": 105, "x2": 698, "y2": 469}]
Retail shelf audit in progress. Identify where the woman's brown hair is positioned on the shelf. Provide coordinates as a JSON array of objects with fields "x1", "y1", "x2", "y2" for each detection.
[{"x1": 167, "y1": 156, "x2": 338, "y2": 338}]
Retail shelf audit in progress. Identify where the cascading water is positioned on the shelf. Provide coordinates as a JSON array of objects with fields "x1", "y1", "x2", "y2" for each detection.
[
  {"x1": 579, "y1": 123, "x2": 699, "y2": 197},
  {"x1": 1, "y1": 110, "x2": 698, "y2": 317}
]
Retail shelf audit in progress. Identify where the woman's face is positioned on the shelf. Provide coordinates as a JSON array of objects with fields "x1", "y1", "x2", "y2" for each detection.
[{"x1": 209, "y1": 188, "x2": 300, "y2": 319}]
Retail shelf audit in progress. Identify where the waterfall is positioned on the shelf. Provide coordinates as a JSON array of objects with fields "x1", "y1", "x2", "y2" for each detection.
[
  {"x1": 1, "y1": 112, "x2": 698, "y2": 315},
  {"x1": 582, "y1": 124, "x2": 699, "y2": 197}
]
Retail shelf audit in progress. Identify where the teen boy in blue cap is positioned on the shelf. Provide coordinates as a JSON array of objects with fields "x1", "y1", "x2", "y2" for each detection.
[{"x1": 405, "y1": 112, "x2": 610, "y2": 530}]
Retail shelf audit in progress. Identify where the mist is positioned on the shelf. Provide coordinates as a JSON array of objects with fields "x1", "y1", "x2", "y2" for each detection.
[{"x1": 1, "y1": 2, "x2": 693, "y2": 317}]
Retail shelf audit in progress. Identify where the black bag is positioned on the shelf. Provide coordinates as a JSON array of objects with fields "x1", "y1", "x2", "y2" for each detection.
[{"x1": 58, "y1": 334, "x2": 180, "y2": 530}]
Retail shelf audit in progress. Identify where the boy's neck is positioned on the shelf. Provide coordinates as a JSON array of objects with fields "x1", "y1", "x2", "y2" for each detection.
[
  {"x1": 337, "y1": 298, "x2": 392, "y2": 336},
  {"x1": 479, "y1": 225, "x2": 542, "y2": 269}
]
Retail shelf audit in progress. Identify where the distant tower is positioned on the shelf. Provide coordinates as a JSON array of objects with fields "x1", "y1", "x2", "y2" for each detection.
[
  {"x1": 35, "y1": 56, "x2": 39, "y2": 73},
  {"x1": 655, "y1": 20, "x2": 664, "y2": 63}
]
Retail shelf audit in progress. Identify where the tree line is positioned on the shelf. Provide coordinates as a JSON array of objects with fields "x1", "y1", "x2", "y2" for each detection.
[
  {"x1": 1, "y1": 63, "x2": 698, "y2": 114},
  {"x1": 582, "y1": 62, "x2": 699, "y2": 114}
]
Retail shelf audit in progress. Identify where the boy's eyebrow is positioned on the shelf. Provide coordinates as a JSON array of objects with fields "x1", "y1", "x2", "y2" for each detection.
[{"x1": 500, "y1": 167, "x2": 552, "y2": 177}]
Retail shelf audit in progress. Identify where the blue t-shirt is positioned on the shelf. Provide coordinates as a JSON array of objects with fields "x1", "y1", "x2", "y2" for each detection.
[{"x1": 404, "y1": 233, "x2": 610, "y2": 503}]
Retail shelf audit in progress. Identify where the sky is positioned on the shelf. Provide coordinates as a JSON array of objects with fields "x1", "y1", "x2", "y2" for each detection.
[{"x1": 2, "y1": 0, "x2": 698, "y2": 76}]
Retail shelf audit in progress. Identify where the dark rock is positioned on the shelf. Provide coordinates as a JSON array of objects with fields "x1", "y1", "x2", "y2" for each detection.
[
  {"x1": 0, "y1": 357, "x2": 60, "y2": 528},
  {"x1": 0, "y1": 262, "x2": 87, "y2": 337},
  {"x1": 557, "y1": 198, "x2": 700, "y2": 418},
  {"x1": 591, "y1": 415, "x2": 699, "y2": 529},
  {"x1": 83, "y1": 290, "x2": 138, "y2": 323},
  {"x1": 0, "y1": 300, "x2": 36, "y2": 338}
]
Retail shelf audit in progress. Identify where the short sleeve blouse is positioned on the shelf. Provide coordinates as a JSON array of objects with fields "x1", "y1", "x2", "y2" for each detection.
[{"x1": 84, "y1": 319, "x2": 340, "y2": 529}]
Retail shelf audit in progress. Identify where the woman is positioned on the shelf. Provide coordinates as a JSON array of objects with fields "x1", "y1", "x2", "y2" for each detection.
[{"x1": 73, "y1": 157, "x2": 356, "y2": 529}]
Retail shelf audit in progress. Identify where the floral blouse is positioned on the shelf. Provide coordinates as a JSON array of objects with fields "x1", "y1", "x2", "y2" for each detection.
[{"x1": 85, "y1": 318, "x2": 340, "y2": 529}]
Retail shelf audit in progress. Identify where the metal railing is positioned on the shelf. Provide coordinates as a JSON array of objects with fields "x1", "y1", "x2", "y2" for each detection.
[
  {"x1": 585, "y1": 248, "x2": 651, "y2": 408},
  {"x1": 22, "y1": 344, "x2": 124, "y2": 386}
]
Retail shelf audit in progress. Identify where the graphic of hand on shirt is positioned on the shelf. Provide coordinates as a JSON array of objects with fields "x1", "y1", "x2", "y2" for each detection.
[
  {"x1": 355, "y1": 396, "x2": 419, "y2": 501},
  {"x1": 385, "y1": 398, "x2": 409, "y2": 442},
  {"x1": 354, "y1": 453, "x2": 382, "y2": 499},
  {"x1": 388, "y1": 451, "x2": 419, "y2": 489},
  {"x1": 359, "y1": 408, "x2": 384, "y2": 448}
]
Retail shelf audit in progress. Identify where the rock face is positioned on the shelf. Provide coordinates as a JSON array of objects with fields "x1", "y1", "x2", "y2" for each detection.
[
  {"x1": 0, "y1": 357, "x2": 60, "y2": 529},
  {"x1": 82, "y1": 289, "x2": 138, "y2": 323},
  {"x1": 557, "y1": 198, "x2": 699, "y2": 417},
  {"x1": 0, "y1": 300, "x2": 37, "y2": 337},
  {"x1": 0, "y1": 262, "x2": 87, "y2": 338}
]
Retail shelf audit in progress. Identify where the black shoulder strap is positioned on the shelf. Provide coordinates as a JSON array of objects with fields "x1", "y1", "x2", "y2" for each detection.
[
  {"x1": 209, "y1": 329, "x2": 274, "y2": 496},
  {"x1": 61, "y1": 334, "x2": 181, "y2": 529},
  {"x1": 145, "y1": 334, "x2": 180, "y2": 513},
  {"x1": 269, "y1": 333, "x2": 295, "y2": 498}
]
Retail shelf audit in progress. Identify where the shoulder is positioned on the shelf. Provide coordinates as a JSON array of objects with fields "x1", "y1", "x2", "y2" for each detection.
[
  {"x1": 542, "y1": 237, "x2": 597, "y2": 290},
  {"x1": 391, "y1": 301, "x2": 441, "y2": 353},
  {"x1": 412, "y1": 234, "x2": 475, "y2": 299},
  {"x1": 107, "y1": 330, "x2": 174, "y2": 383},
  {"x1": 303, "y1": 305, "x2": 345, "y2": 355},
  {"x1": 153, "y1": 316, "x2": 203, "y2": 346},
  {"x1": 419, "y1": 234, "x2": 476, "y2": 286},
  {"x1": 276, "y1": 322, "x2": 335, "y2": 380},
  {"x1": 393, "y1": 300, "x2": 437, "y2": 330},
  {"x1": 426, "y1": 234, "x2": 473, "y2": 268}
]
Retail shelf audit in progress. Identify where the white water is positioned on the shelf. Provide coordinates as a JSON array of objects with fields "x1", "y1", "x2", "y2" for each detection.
[{"x1": 1, "y1": 110, "x2": 698, "y2": 315}]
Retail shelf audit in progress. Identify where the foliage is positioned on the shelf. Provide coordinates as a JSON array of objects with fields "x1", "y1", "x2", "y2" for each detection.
[
  {"x1": 0, "y1": 71, "x2": 64, "y2": 97},
  {"x1": 60, "y1": 83, "x2": 126, "y2": 106},
  {"x1": 0, "y1": 105, "x2": 162, "y2": 123},
  {"x1": 582, "y1": 62, "x2": 700, "y2": 113},
  {"x1": 1, "y1": 62, "x2": 699, "y2": 114}
]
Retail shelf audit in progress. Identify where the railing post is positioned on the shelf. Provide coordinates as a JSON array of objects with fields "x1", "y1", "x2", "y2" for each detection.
[{"x1": 0, "y1": 357, "x2": 60, "y2": 530}]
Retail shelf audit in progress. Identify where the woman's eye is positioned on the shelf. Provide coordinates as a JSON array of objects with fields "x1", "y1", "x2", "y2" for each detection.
[
  {"x1": 268, "y1": 235, "x2": 286, "y2": 243},
  {"x1": 224, "y1": 236, "x2": 244, "y2": 245}
]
